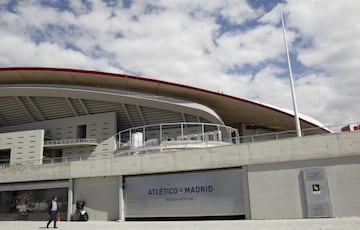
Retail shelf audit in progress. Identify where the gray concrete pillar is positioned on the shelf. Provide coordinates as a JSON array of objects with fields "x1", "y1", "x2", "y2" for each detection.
[
  {"x1": 67, "y1": 178, "x2": 73, "y2": 221},
  {"x1": 242, "y1": 166, "x2": 252, "y2": 219},
  {"x1": 119, "y1": 175, "x2": 125, "y2": 221}
]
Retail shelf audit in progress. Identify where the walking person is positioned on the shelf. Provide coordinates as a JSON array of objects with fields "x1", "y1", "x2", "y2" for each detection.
[{"x1": 46, "y1": 196, "x2": 59, "y2": 229}]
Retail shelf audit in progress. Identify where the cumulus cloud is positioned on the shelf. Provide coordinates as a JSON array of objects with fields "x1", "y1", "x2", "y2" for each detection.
[
  {"x1": 284, "y1": 0, "x2": 360, "y2": 126},
  {"x1": 0, "y1": 0, "x2": 359, "y2": 127}
]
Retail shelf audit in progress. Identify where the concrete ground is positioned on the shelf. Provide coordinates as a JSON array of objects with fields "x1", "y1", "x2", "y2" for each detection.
[{"x1": 2, "y1": 218, "x2": 360, "y2": 230}]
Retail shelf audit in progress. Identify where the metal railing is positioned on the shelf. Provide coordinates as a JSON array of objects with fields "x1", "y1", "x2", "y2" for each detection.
[
  {"x1": 0, "y1": 151, "x2": 114, "y2": 167},
  {"x1": 42, "y1": 151, "x2": 113, "y2": 164},
  {"x1": 238, "y1": 124, "x2": 334, "y2": 143},
  {"x1": 239, "y1": 129, "x2": 306, "y2": 143},
  {"x1": 0, "y1": 163, "x2": 10, "y2": 168},
  {"x1": 44, "y1": 138, "x2": 98, "y2": 146},
  {"x1": 114, "y1": 122, "x2": 240, "y2": 155}
]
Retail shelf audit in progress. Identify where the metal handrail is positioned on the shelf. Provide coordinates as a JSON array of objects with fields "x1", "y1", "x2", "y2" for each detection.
[
  {"x1": 115, "y1": 122, "x2": 240, "y2": 151},
  {"x1": 44, "y1": 138, "x2": 98, "y2": 146},
  {"x1": 238, "y1": 125, "x2": 333, "y2": 143}
]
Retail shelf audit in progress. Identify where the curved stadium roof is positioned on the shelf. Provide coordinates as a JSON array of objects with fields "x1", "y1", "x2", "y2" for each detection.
[{"x1": 0, "y1": 67, "x2": 327, "y2": 134}]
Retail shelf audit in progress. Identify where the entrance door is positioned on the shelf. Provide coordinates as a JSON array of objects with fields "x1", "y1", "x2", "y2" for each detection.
[{"x1": 76, "y1": 125, "x2": 87, "y2": 139}]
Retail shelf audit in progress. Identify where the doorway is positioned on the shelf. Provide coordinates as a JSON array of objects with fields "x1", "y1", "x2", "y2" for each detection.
[{"x1": 77, "y1": 125, "x2": 87, "y2": 139}]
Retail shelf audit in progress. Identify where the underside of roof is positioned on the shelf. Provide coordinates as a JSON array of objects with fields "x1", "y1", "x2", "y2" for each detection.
[{"x1": 0, "y1": 85, "x2": 220, "y2": 131}]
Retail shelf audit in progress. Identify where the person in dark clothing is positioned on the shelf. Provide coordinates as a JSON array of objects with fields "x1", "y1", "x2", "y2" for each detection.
[{"x1": 46, "y1": 196, "x2": 58, "y2": 229}]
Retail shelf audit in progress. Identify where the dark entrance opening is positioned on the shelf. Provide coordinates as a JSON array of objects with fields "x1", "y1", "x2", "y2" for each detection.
[
  {"x1": 77, "y1": 125, "x2": 87, "y2": 138},
  {"x1": 0, "y1": 149, "x2": 10, "y2": 167}
]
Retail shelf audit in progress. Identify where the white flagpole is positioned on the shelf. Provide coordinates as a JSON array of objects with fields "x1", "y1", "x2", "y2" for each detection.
[{"x1": 281, "y1": 9, "x2": 302, "y2": 137}]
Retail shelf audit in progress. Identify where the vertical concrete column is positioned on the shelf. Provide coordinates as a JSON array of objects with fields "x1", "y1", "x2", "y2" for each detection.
[
  {"x1": 119, "y1": 175, "x2": 125, "y2": 221},
  {"x1": 242, "y1": 166, "x2": 252, "y2": 219},
  {"x1": 67, "y1": 178, "x2": 73, "y2": 221}
]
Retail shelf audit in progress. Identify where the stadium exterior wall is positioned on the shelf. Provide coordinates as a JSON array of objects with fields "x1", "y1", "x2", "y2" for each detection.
[
  {"x1": 0, "y1": 131, "x2": 360, "y2": 221},
  {"x1": 0, "y1": 112, "x2": 117, "y2": 165},
  {"x1": 0, "y1": 129, "x2": 44, "y2": 165}
]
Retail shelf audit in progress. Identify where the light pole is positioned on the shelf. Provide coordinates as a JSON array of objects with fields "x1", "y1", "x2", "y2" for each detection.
[{"x1": 281, "y1": 9, "x2": 302, "y2": 137}]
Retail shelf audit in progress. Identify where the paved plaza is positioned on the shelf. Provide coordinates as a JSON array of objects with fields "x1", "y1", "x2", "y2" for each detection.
[{"x1": 1, "y1": 218, "x2": 360, "y2": 230}]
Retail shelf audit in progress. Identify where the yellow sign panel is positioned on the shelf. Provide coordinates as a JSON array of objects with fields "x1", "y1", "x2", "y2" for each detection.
[
  {"x1": 312, "y1": 184, "x2": 320, "y2": 191},
  {"x1": 312, "y1": 184, "x2": 321, "y2": 194}
]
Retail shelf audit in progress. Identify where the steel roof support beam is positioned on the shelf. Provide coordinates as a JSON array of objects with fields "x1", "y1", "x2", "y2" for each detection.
[
  {"x1": 136, "y1": 105, "x2": 146, "y2": 125},
  {"x1": 78, "y1": 99, "x2": 89, "y2": 115},
  {"x1": 65, "y1": 98, "x2": 78, "y2": 116},
  {"x1": 181, "y1": 113, "x2": 186, "y2": 122},
  {"x1": 15, "y1": 96, "x2": 35, "y2": 122},
  {"x1": 122, "y1": 103, "x2": 134, "y2": 127},
  {"x1": 26, "y1": 96, "x2": 45, "y2": 121}
]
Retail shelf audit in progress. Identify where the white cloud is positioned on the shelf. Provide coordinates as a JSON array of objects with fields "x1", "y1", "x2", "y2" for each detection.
[
  {"x1": 218, "y1": 0, "x2": 263, "y2": 24},
  {"x1": 282, "y1": 0, "x2": 360, "y2": 125},
  {"x1": 0, "y1": 0, "x2": 359, "y2": 127},
  {"x1": 212, "y1": 24, "x2": 292, "y2": 68},
  {"x1": 259, "y1": 4, "x2": 281, "y2": 25}
]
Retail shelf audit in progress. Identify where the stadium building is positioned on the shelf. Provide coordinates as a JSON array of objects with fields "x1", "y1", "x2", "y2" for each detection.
[{"x1": 0, "y1": 67, "x2": 359, "y2": 221}]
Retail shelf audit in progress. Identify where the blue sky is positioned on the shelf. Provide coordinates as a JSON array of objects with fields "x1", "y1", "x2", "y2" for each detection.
[{"x1": 0, "y1": 0, "x2": 359, "y2": 127}]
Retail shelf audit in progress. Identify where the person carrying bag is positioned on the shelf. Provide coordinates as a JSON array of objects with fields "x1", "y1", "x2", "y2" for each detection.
[{"x1": 46, "y1": 196, "x2": 59, "y2": 229}]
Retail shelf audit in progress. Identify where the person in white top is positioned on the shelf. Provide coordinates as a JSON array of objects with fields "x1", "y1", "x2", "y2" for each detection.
[{"x1": 46, "y1": 196, "x2": 59, "y2": 229}]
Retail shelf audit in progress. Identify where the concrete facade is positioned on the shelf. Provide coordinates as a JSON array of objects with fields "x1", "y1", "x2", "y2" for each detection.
[
  {"x1": 247, "y1": 157, "x2": 360, "y2": 219},
  {"x1": 1, "y1": 131, "x2": 360, "y2": 220},
  {"x1": 0, "y1": 129, "x2": 44, "y2": 166},
  {"x1": 0, "y1": 112, "x2": 117, "y2": 165}
]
